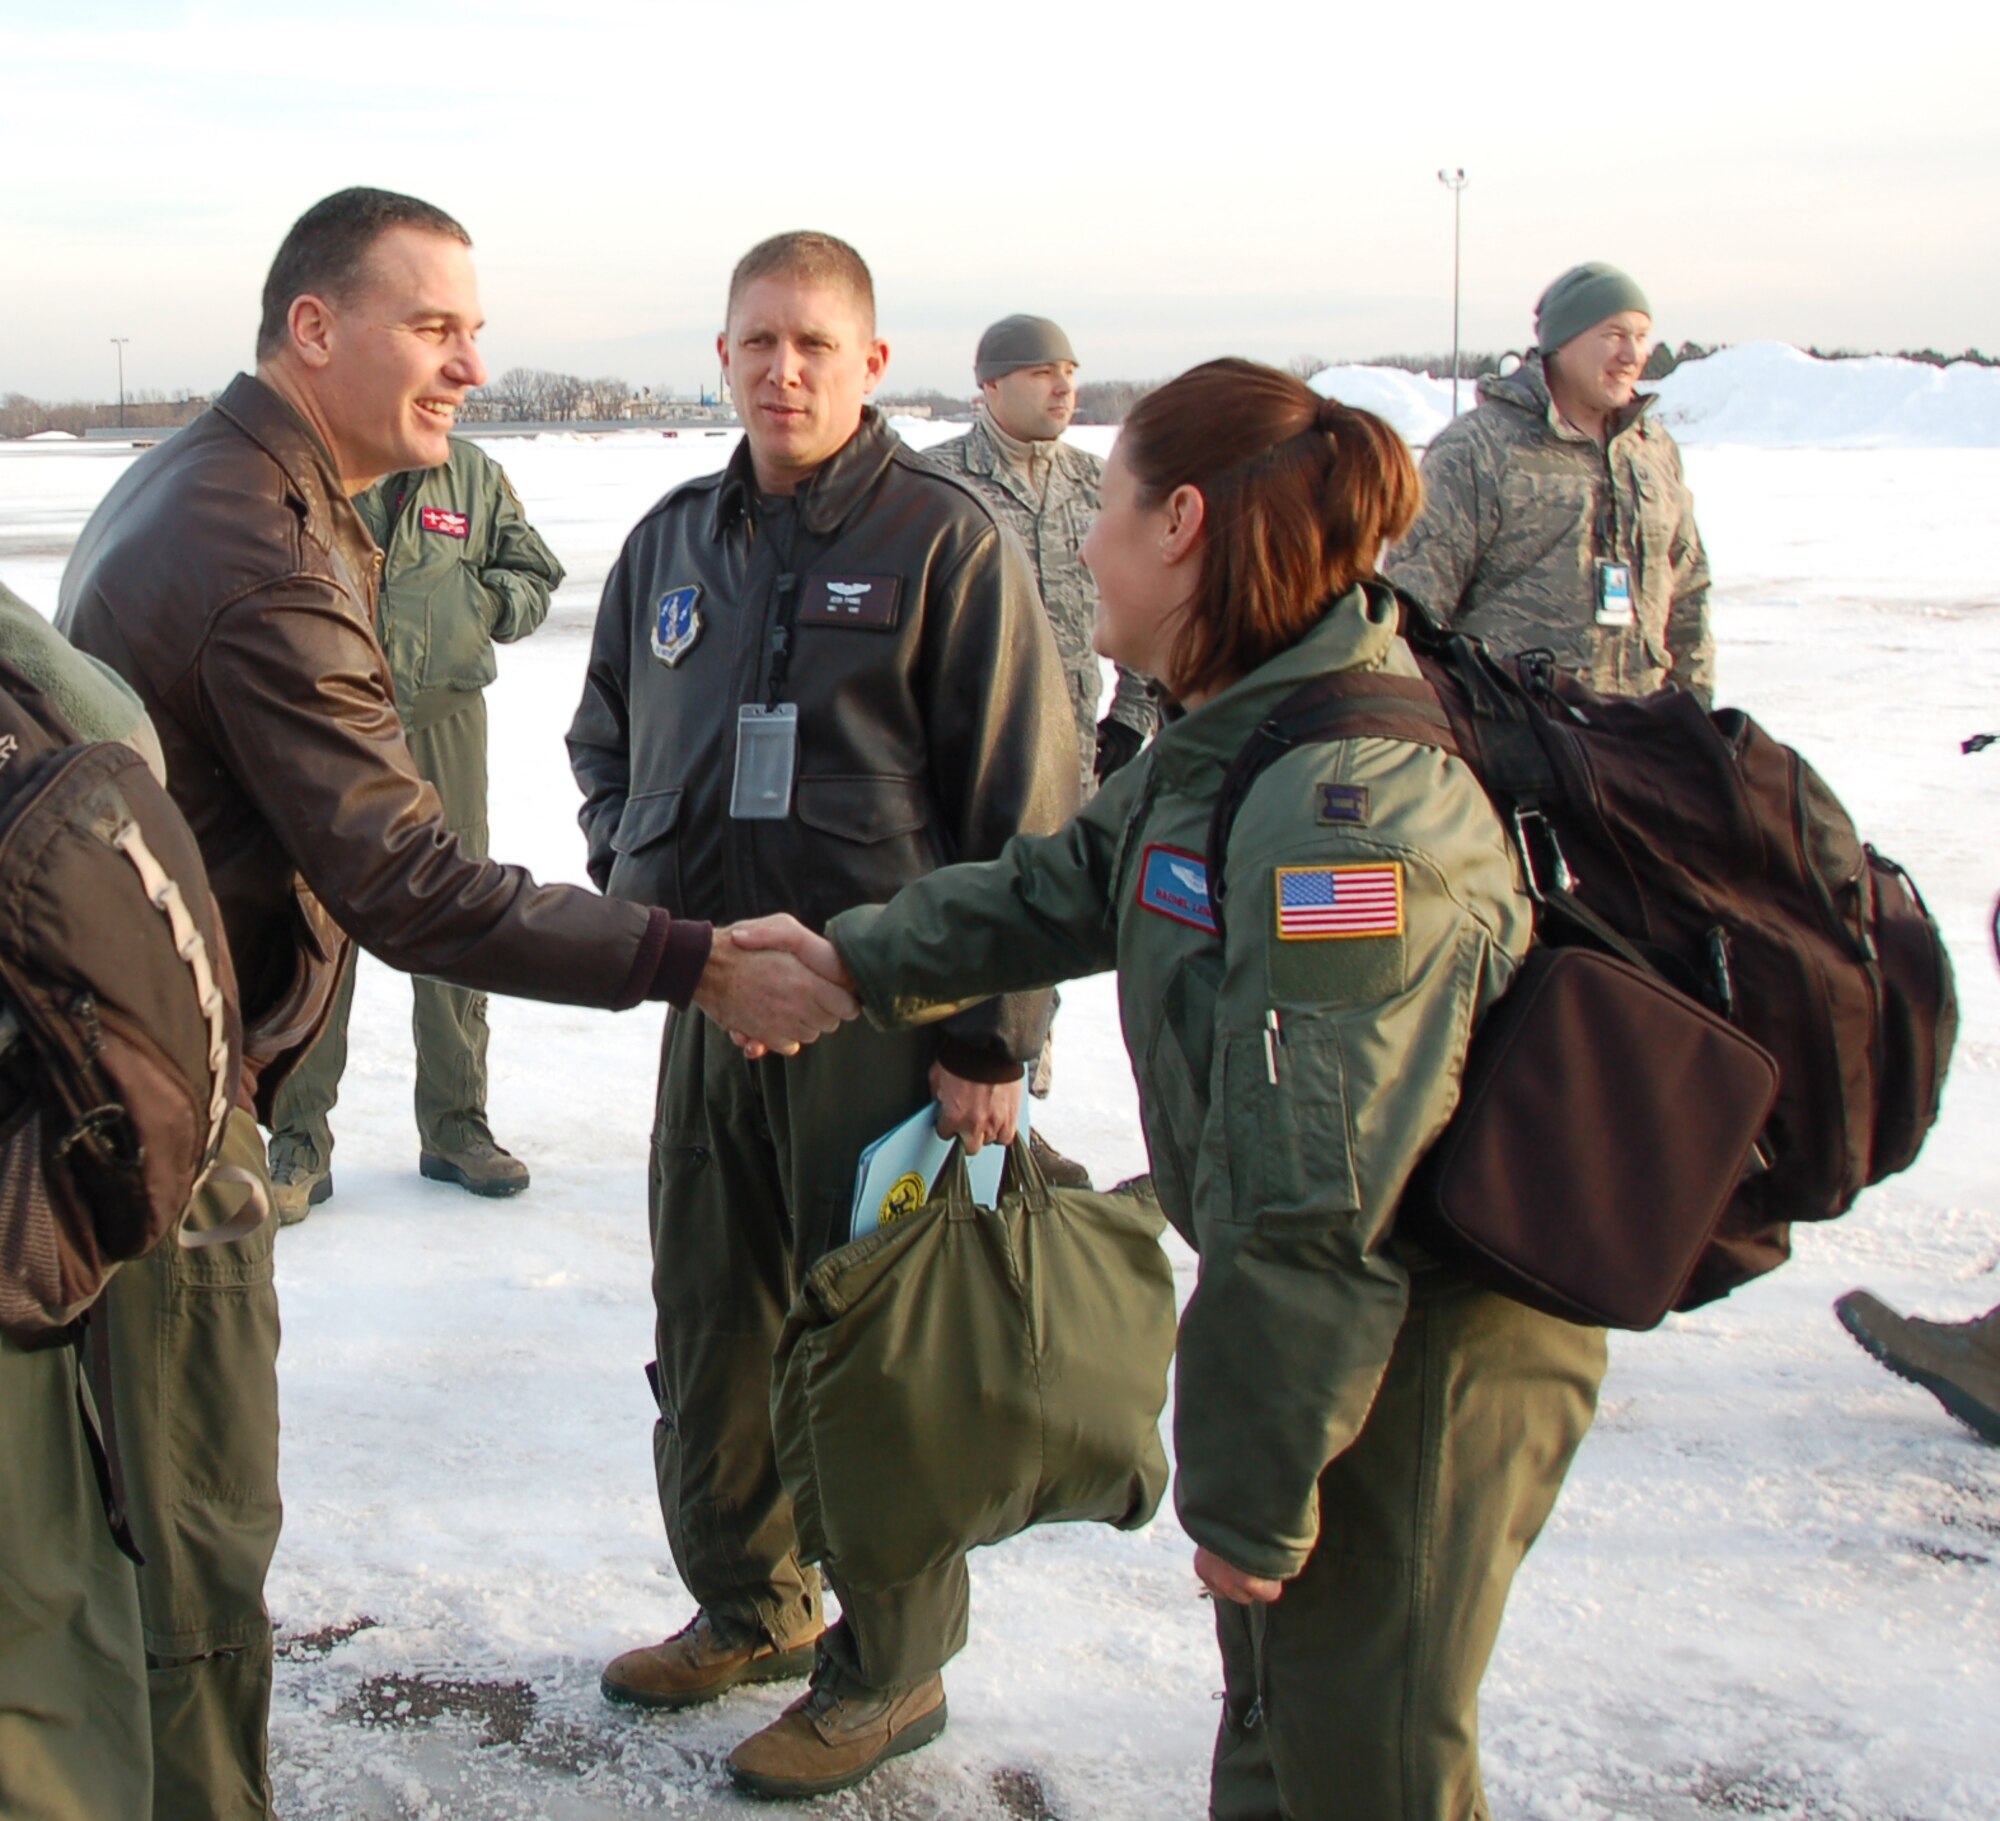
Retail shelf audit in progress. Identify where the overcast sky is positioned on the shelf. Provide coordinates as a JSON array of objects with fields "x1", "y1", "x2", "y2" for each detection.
[{"x1": 3, "y1": 0, "x2": 1995, "y2": 401}]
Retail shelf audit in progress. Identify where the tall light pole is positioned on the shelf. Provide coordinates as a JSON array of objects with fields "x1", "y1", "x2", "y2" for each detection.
[
  {"x1": 110, "y1": 338, "x2": 129, "y2": 431},
  {"x1": 1436, "y1": 169, "x2": 1468, "y2": 417}
]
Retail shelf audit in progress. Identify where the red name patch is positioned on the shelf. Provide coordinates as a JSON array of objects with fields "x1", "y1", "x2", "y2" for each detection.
[{"x1": 419, "y1": 507, "x2": 470, "y2": 539}]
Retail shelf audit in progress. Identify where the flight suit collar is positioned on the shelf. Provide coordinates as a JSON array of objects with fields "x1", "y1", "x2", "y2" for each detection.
[
  {"x1": 1142, "y1": 585, "x2": 1401, "y2": 790},
  {"x1": 714, "y1": 407, "x2": 904, "y2": 540}
]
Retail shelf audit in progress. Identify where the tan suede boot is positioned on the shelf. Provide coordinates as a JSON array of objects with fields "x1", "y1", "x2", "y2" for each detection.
[
  {"x1": 269, "y1": 1159, "x2": 331, "y2": 1227},
  {"x1": 419, "y1": 1137, "x2": 530, "y2": 1198},
  {"x1": 600, "y1": 1611, "x2": 821, "y2": 1710},
  {"x1": 1836, "y1": 1292, "x2": 2000, "y2": 1445},
  {"x1": 727, "y1": 1664, "x2": 947, "y2": 1800}
]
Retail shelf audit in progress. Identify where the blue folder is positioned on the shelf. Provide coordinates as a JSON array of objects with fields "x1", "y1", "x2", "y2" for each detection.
[{"x1": 848, "y1": 1092, "x2": 1031, "y2": 1240}]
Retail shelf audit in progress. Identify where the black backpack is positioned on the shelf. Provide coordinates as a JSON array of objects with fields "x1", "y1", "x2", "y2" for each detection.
[
  {"x1": 1207, "y1": 587, "x2": 1956, "y2": 1323},
  {"x1": 0, "y1": 653, "x2": 252, "y2": 1343}
]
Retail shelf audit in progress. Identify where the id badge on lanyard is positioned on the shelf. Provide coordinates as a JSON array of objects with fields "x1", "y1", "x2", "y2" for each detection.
[
  {"x1": 1594, "y1": 562, "x2": 1634, "y2": 628},
  {"x1": 730, "y1": 703, "x2": 798, "y2": 820}
]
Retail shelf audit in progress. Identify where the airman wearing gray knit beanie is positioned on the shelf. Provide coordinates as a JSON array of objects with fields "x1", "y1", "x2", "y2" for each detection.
[
  {"x1": 974, "y1": 314, "x2": 1078, "y2": 383},
  {"x1": 1534, "y1": 263, "x2": 1651, "y2": 357}
]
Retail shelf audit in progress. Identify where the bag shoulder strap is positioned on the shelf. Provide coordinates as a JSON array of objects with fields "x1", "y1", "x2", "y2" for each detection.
[
  {"x1": 1205, "y1": 655, "x2": 1463, "y2": 933},
  {"x1": 1202, "y1": 587, "x2": 1657, "y2": 978}
]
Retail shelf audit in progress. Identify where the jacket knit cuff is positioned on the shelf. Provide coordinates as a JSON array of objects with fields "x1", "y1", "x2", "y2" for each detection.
[
  {"x1": 615, "y1": 908, "x2": 711, "y2": 1011},
  {"x1": 933, "y1": 1034, "x2": 1025, "y2": 1085},
  {"x1": 651, "y1": 911, "x2": 713, "y2": 1009}
]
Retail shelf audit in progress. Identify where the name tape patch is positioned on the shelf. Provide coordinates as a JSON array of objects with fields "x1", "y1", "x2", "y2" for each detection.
[
  {"x1": 1275, "y1": 863, "x2": 1403, "y2": 941},
  {"x1": 1137, "y1": 845, "x2": 1216, "y2": 933},
  {"x1": 418, "y1": 506, "x2": 469, "y2": 540},
  {"x1": 799, "y1": 574, "x2": 902, "y2": 630},
  {"x1": 651, "y1": 585, "x2": 704, "y2": 666}
]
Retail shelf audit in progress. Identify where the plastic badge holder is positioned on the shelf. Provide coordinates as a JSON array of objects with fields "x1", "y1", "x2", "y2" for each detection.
[
  {"x1": 1594, "y1": 561, "x2": 1635, "y2": 627},
  {"x1": 730, "y1": 703, "x2": 798, "y2": 819}
]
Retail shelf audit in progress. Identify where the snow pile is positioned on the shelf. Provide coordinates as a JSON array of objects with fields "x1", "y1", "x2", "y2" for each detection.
[
  {"x1": 886, "y1": 414, "x2": 964, "y2": 450},
  {"x1": 1651, "y1": 341, "x2": 2000, "y2": 447},
  {"x1": 1309, "y1": 364, "x2": 1462, "y2": 447},
  {"x1": 1309, "y1": 344, "x2": 2000, "y2": 451}
]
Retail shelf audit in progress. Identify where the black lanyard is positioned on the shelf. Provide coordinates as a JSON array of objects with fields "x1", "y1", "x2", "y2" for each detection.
[{"x1": 753, "y1": 497, "x2": 810, "y2": 710}]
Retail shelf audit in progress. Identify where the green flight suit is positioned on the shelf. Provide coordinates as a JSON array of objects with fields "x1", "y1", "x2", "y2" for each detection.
[
  {"x1": 569, "y1": 416, "x2": 1074, "y2": 1696},
  {"x1": 100, "y1": 1110, "x2": 281, "y2": 1821},
  {"x1": 0, "y1": 579, "x2": 254, "y2": 1821},
  {"x1": 830, "y1": 586, "x2": 1608, "y2": 1819},
  {"x1": 0, "y1": 1135, "x2": 279, "y2": 1821},
  {"x1": 270, "y1": 439, "x2": 561, "y2": 1169},
  {"x1": 650, "y1": 1011, "x2": 969, "y2": 1686},
  {"x1": 0, "y1": 1331, "x2": 150, "y2": 1821}
]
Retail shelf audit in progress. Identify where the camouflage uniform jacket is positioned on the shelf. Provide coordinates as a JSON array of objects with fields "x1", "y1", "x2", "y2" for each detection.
[
  {"x1": 1386, "y1": 356, "x2": 1715, "y2": 704},
  {"x1": 925, "y1": 409, "x2": 1156, "y2": 789}
]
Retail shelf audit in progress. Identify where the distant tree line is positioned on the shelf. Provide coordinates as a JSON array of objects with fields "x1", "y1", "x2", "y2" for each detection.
[
  {"x1": 0, "y1": 389, "x2": 211, "y2": 439},
  {"x1": 873, "y1": 381, "x2": 1162, "y2": 426},
  {"x1": 872, "y1": 388, "x2": 969, "y2": 421},
  {"x1": 1312, "y1": 344, "x2": 1697, "y2": 381},
  {"x1": 7, "y1": 344, "x2": 1997, "y2": 440},
  {"x1": 1303, "y1": 343, "x2": 1998, "y2": 384},
  {"x1": 1802, "y1": 345, "x2": 1997, "y2": 369},
  {"x1": 465, "y1": 370, "x2": 735, "y2": 423}
]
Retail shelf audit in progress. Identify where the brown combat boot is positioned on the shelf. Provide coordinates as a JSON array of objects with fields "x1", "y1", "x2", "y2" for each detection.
[
  {"x1": 1835, "y1": 1291, "x2": 2000, "y2": 1445},
  {"x1": 726, "y1": 1662, "x2": 948, "y2": 1800},
  {"x1": 600, "y1": 1610, "x2": 821, "y2": 1710},
  {"x1": 419, "y1": 1136, "x2": 530, "y2": 1199},
  {"x1": 269, "y1": 1159, "x2": 332, "y2": 1227}
]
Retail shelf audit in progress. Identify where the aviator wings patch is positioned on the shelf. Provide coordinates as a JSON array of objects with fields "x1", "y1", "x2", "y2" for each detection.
[{"x1": 1136, "y1": 845, "x2": 1216, "y2": 933}]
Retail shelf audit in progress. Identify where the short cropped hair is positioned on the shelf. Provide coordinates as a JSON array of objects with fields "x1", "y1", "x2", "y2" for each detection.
[
  {"x1": 257, "y1": 187, "x2": 471, "y2": 361},
  {"x1": 1118, "y1": 358, "x2": 1422, "y2": 702},
  {"x1": 725, "y1": 231, "x2": 876, "y2": 336}
]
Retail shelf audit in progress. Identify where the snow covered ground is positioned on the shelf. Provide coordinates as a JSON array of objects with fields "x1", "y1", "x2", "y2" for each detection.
[{"x1": 0, "y1": 370, "x2": 1996, "y2": 1819}]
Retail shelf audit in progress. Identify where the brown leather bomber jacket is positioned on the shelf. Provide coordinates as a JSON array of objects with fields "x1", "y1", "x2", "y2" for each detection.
[{"x1": 58, "y1": 374, "x2": 702, "y2": 1115}]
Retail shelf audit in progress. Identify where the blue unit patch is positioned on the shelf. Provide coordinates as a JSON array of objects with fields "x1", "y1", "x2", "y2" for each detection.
[
  {"x1": 1136, "y1": 845, "x2": 1216, "y2": 933},
  {"x1": 651, "y1": 586, "x2": 704, "y2": 667}
]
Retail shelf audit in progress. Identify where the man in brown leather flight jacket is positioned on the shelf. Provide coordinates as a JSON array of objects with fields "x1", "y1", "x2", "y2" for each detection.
[{"x1": 56, "y1": 186, "x2": 851, "y2": 1821}]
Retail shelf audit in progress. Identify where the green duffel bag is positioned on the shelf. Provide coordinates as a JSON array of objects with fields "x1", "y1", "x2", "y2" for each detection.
[{"x1": 771, "y1": 1137, "x2": 1175, "y2": 1594}]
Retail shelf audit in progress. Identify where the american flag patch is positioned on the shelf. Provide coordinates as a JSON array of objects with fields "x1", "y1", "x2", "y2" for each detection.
[
  {"x1": 1274, "y1": 863, "x2": 1403, "y2": 940},
  {"x1": 419, "y1": 506, "x2": 470, "y2": 539}
]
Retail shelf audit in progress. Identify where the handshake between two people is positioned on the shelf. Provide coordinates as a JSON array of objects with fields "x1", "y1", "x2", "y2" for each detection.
[
  {"x1": 692, "y1": 913, "x2": 856, "y2": 1055},
  {"x1": 688, "y1": 913, "x2": 1022, "y2": 1154}
]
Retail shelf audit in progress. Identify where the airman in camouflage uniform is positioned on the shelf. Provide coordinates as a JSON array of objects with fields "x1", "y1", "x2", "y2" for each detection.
[
  {"x1": 924, "y1": 315, "x2": 1156, "y2": 797},
  {"x1": 1387, "y1": 262, "x2": 1715, "y2": 704}
]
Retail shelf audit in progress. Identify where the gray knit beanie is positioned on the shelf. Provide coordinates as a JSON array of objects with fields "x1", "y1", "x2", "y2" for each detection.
[
  {"x1": 1534, "y1": 263, "x2": 1651, "y2": 356},
  {"x1": 975, "y1": 314, "x2": 1077, "y2": 383}
]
